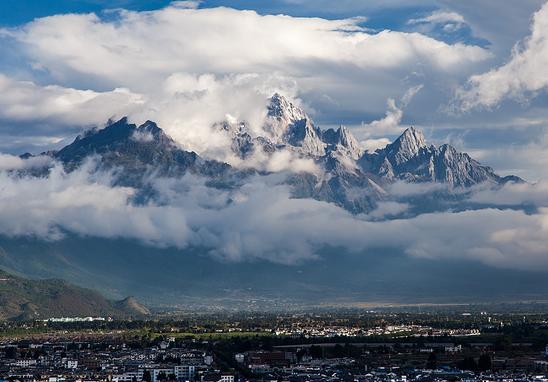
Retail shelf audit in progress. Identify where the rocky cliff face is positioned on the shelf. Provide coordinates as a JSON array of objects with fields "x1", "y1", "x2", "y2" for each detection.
[
  {"x1": 264, "y1": 93, "x2": 326, "y2": 157},
  {"x1": 358, "y1": 126, "x2": 508, "y2": 188}
]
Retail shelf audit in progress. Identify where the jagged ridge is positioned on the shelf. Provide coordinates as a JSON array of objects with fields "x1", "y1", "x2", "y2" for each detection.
[{"x1": 23, "y1": 94, "x2": 521, "y2": 214}]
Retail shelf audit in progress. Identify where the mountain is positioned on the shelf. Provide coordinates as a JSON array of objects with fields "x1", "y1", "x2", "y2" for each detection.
[
  {"x1": 24, "y1": 93, "x2": 519, "y2": 215},
  {"x1": 0, "y1": 268, "x2": 150, "y2": 320},
  {"x1": 55, "y1": 117, "x2": 236, "y2": 189},
  {"x1": 262, "y1": 96, "x2": 520, "y2": 212},
  {"x1": 322, "y1": 125, "x2": 362, "y2": 160},
  {"x1": 115, "y1": 296, "x2": 151, "y2": 316},
  {"x1": 264, "y1": 93, "x2": 326, "y2": 157},
  {"x1": 359, "y1": 126, "x2": 516, "y2": 187}
]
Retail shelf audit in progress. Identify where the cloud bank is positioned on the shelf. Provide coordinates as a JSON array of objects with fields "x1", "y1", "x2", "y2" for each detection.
[
  {"x1": 0, "y1": 159, "x2": 546, "y2": 271},
  {"x1": 4, "y1": 6, "x2": 488, "y2": 85}
]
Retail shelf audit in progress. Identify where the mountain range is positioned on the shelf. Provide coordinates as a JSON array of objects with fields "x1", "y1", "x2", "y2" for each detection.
[
  {"x1": 1, "y1": 93, "x2": 534, "y2": 309},
  {"x1": 24, "y1": 93, "x2": 520, "y2": 215}
]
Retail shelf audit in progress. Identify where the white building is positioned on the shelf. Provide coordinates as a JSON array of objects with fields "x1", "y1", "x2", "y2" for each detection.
[
  {"x1": 112, "y1": 371, "x2": 144, "y2": 382},
  {"x1": 14, "y1": 359, "x2": 37, "y2": 367},
  {"x1": 445, "y1": 345, "x2": 462, "y2": 353}
]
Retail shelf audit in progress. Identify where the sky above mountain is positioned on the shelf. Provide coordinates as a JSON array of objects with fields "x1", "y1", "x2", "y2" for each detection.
[
  {"x1": 0, "y1": 0, "x2": 546, "y2": 179},
  {"x1": 0, "y1": 1, "x2": 547, "y2": 287}
]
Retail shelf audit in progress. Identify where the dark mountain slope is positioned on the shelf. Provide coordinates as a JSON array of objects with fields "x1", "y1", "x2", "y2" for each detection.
[
  {"x1": 0, "y1": 268, "x2": 149, "y2": 320},
  {"x1": 55, "y1": 117, "x2": 237, "y2": 188}
]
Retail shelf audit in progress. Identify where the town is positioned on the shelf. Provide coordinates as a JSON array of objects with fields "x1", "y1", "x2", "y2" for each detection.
[{"x1": 1, "y1": 310, "x2": 548, "y2": 382}]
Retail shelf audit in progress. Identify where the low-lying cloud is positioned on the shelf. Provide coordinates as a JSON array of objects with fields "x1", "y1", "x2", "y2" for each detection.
[{"x1": 0, "y1": 158, "x2": 547, "y2": 271}]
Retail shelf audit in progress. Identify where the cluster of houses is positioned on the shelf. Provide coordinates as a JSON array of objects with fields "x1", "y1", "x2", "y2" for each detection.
[{"x1": 0, "y1": 338, "x2": 233, "y2": 382}]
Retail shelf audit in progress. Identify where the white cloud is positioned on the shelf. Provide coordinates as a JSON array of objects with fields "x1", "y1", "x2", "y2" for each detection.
[
  {"x1": 408, "y1": 10, "x2": 465, "y2": 26},
  {"x1": 170, "y1": 1, "x2": 203, "y2": 9},
  {"x1": 4, "y1": 6, "x2": 488, "y2": 87},
  {"x1": 0, "y1": 161, "x2": 191, "y2": 246},
  {"x1": 368, "y1": 201, "x2": 410, "y2": 219},
  {"x1": 361, "y1": 138, "x2": 391, "y2": 152},
  {"x1": 454, "y1": 1, "x2": 548, "y2": 110},
  {"x1": 0, "y1": 2, "x2": 544, "y2": 275},
  {"x1": 357, "y1": 85, "x2": 423, "y2": 141},
  {"x1": 131, "y1": 72, "x2": 296, "y2": 162},
  {"x1": 0, "y1": 74, "x2": 144, "y2": 128},
  {"x1": 263, "y1": 150, "x2": 320, "y2": 174},
  {"x1": 470, "y1": 180, "x2": 548, "y2": 206},
  {"x1": 0, "y1": 161, "x2": 547, "y2": 270},
  {"x1": 0, "y1": 154, "x2": 52, "y2": 171}
]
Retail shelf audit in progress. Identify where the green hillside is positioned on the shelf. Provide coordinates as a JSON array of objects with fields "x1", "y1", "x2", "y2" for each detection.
[{"x1": 0, "y1": 269, "x2": 150, "y2": 321}]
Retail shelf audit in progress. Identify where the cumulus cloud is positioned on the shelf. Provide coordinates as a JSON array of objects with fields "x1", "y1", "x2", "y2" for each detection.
[
  {"x1": 170, "y1": 1, "x2": 203, "y2": 9},
  {"x1": 0, "y1": 74, "x2": 144, "y2": 129},
  {"x1": 361, "y1": 138, "x2": 391, "y2": 153},
  {"x1": 3, "y1": 6, "x2": 488, "y2": 86},
  {"x1": 0, "y1": 71, "x2": 301, "y2": 164},
  {"x1": 357, "y1": 84, "x2": 424, "y2": 146},
  {"x1": 134, "y1": 72, "x2": 299, "y2": 162},
  {"x1": 454, "y1": 1, "x2": 548, "y2": 110},
  {"x1": 470, "y1": 180, "x2": 548, "y2": 206},
  {"x1": 0, "y1": 3, "x2": 492, "y2": 156},
  {"x1": 387, "y1": 180, "x2": 448, "y2": 197},
  {"x1": 368, "y1": 201, "x2": 410, "y2": 219},
  {"x1": 0, "y1": 161, "x2": 191, "y2": 246}
]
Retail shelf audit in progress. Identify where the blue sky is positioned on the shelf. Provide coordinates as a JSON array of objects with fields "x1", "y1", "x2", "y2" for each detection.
[{"x1": 0, "y1": 1, "x2": 422, "y2": 24}]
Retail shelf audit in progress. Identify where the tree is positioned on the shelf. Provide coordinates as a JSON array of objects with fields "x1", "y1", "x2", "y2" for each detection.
[
  {"x1": 495, "y1": 335, "x2": 512, "y2": 351},
  {"x1": 458, "y1": 357, "x2": 478, "y2": 371},
  {"x1": 426, "y1": 352, "x2": 437, "y2": 369},
  {"x1": 5, "y1": 347, "x2": 16, "y2": 359},
  {"x1": 309, "y1": 345, "x2": 323, "y2": 359},
  {"x1": 333, "y1": 344, "x2": 345, "y2": 357},
  {"x1": 142, "y1": 370, "x2": 152, "y2": 382},
  {"x1": 478, "y1": 354, "x2": 492, "y2": 371}
]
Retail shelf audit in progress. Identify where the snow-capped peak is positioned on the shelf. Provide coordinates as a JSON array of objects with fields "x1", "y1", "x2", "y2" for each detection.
[
  {"x1": 337, "y1": 126, "x2": 362, "y2": 159},
  {"x1": 265, "y1": 93, "x2": 325, "y2": 157},
  {"x1": 267, "y1": 93, "x2": 307, "y2": 123},
  {"x1": 385, "y1": 126, "x2": 427, "y2": 165},
  {"x1": 322, "y1": 125, "x2": 362, "y2": 160}
]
